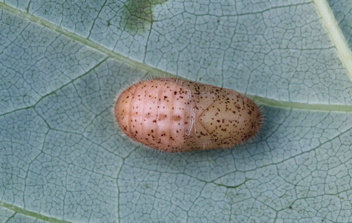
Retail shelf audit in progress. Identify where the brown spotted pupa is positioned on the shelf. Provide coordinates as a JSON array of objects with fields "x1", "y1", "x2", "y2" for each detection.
[{"x1": 115, "y1": 78, "x2": 261, "y2": 152}]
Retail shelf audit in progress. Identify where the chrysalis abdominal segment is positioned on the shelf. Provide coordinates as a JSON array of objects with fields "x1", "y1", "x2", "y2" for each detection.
[{"x1": 115, "y1": 78, "x2": 262, "y2": 153}]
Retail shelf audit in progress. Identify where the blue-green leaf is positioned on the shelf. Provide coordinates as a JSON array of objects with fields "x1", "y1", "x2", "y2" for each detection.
[{"x1": 1, "y1": 0, "x2": 352, "y2": 222}]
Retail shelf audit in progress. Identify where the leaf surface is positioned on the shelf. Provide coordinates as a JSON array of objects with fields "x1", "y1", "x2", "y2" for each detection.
[{"x1": 1, "y1": 0, "x2": 352, "y2": 222}]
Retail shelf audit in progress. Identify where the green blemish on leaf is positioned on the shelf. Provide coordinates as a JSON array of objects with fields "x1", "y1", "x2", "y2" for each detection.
[{"x1": 122, "y1": 0, "x2": 167, "y2": 33}]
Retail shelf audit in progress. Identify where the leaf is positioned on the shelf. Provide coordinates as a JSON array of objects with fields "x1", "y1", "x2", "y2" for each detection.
[{"x1": 1, "y1": 0, "x2": 352, "y2": 222}]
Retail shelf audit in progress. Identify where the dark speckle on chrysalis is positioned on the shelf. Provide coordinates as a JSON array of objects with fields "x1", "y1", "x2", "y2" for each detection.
[{"x1": 115, "y1": 78, "x2": 261, "y2": 153}]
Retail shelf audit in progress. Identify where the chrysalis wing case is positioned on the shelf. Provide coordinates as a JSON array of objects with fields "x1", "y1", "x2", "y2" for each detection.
[{"x1": 115, "y1": 78, "x2": 261, "y2": 153}]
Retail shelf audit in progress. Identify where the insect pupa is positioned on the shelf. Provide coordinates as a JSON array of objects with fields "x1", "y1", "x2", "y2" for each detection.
[{"x1": 115, "y1": 78, "x2": 261, "y2": 153}]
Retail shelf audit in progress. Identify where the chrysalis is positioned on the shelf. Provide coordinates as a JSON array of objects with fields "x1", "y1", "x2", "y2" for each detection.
[{"x1": 115, "y1": 78, "x2": 261, "y2": 152}]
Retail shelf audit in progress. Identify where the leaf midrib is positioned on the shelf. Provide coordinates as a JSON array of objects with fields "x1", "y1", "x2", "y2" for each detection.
[
  {"x1": 0, "y1": 200, "x2": 73, "y2": 223},
  {"x1": 0, "y1": 1, "x2": 351, "y2": 113},
  {"x1": 313, "y1": 0, "x2": 352, "y2": 81}
]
